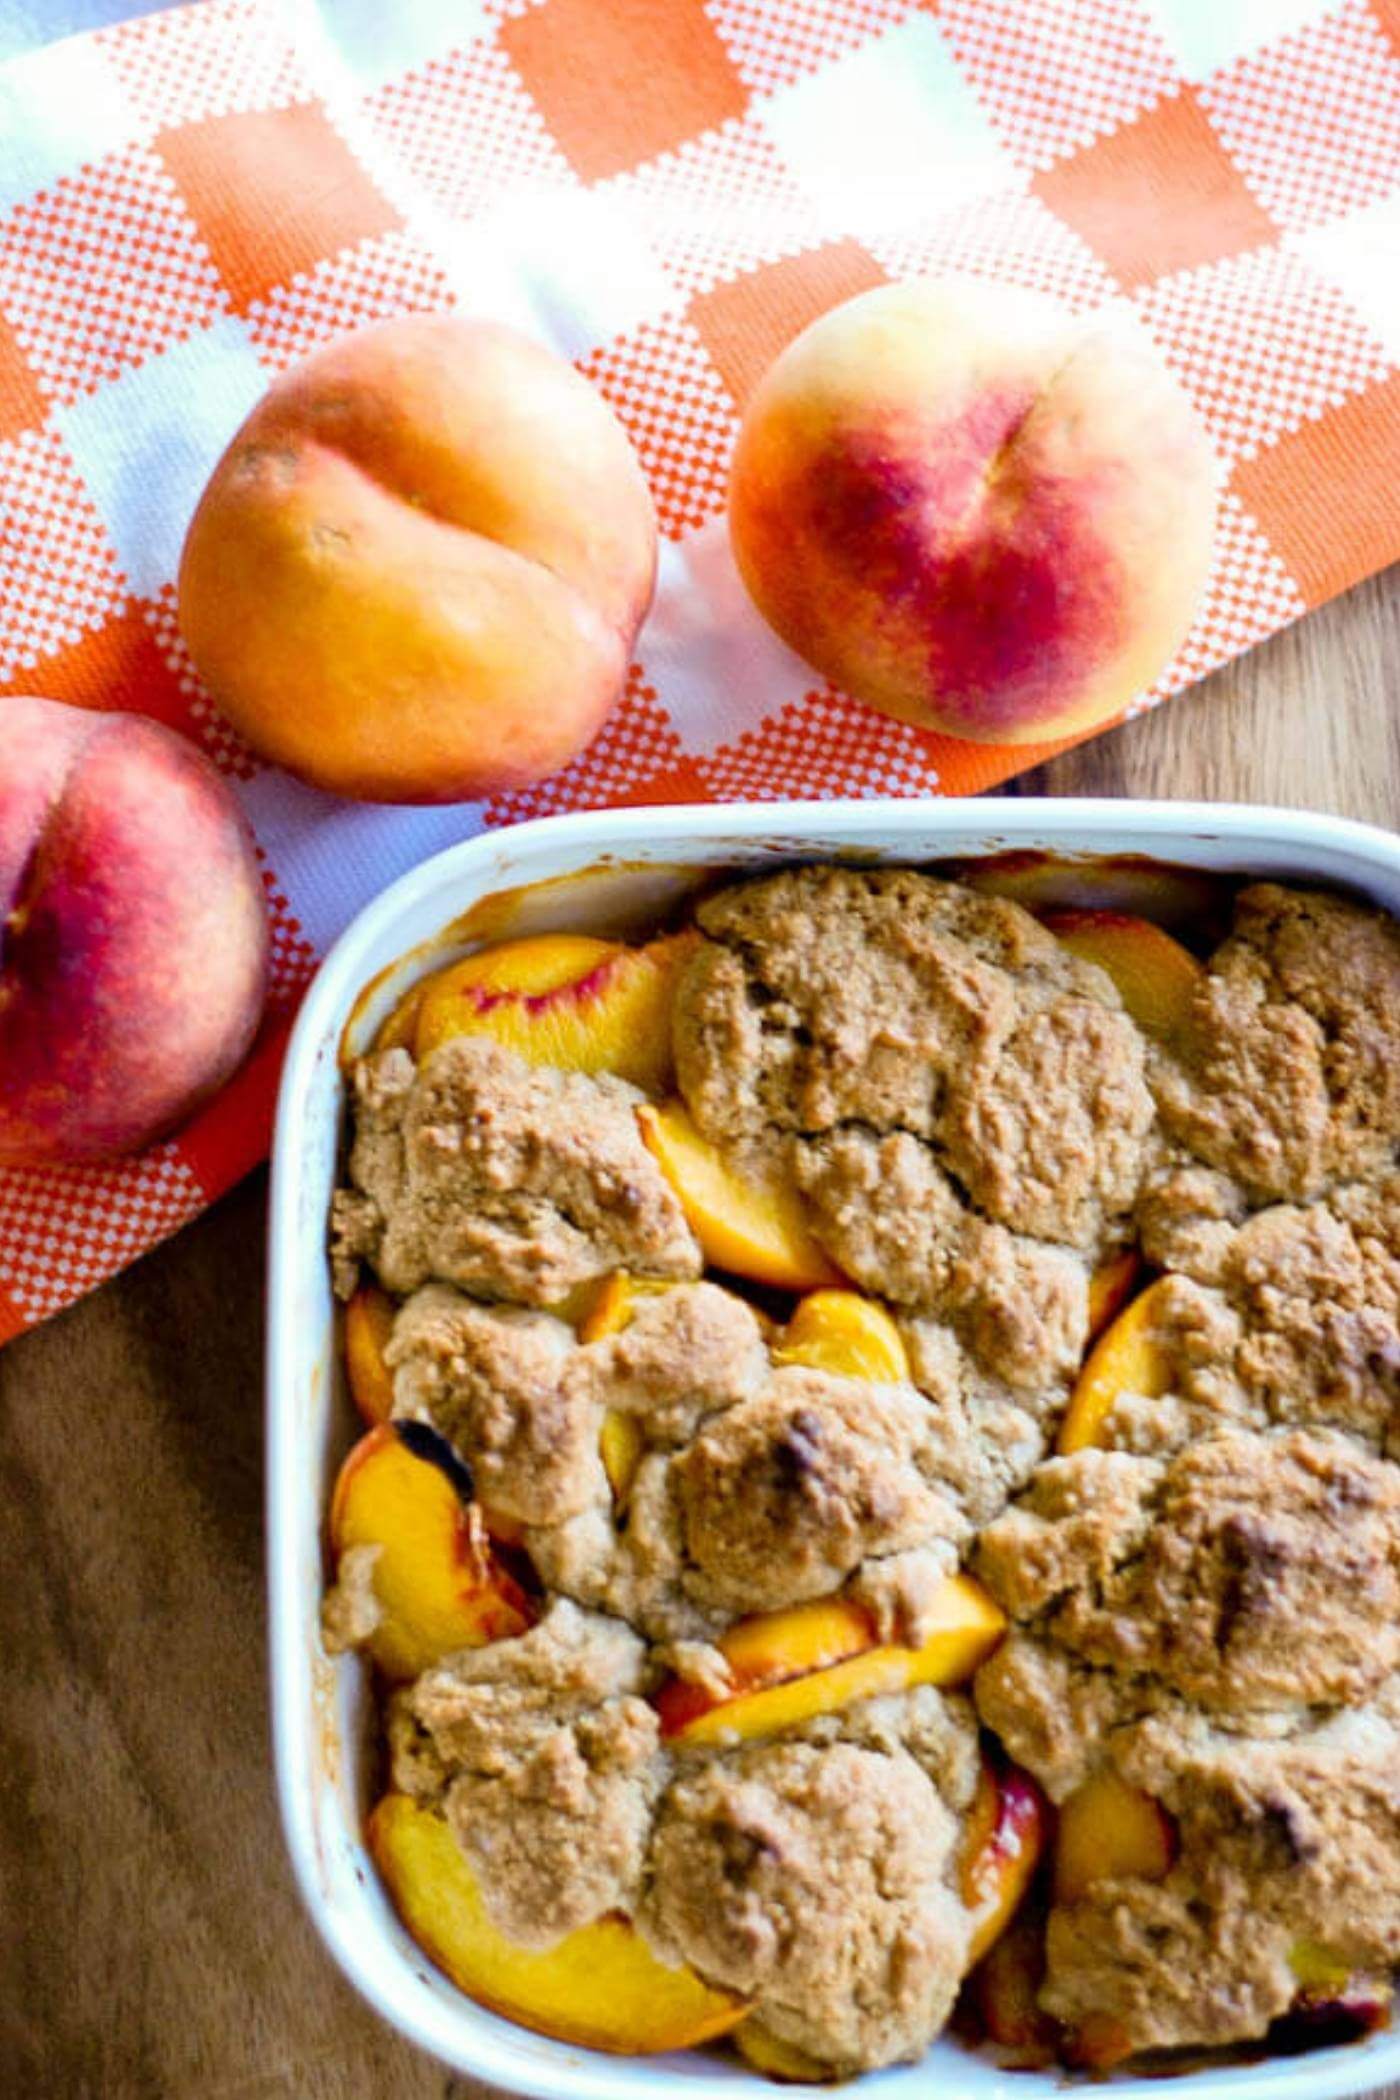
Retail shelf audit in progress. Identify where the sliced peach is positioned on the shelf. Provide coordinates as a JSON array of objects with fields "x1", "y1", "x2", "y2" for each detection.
[
  {"x1": 774, "y1": 1290, "x2": 910, "y2": 1384},
  {"x1": 545, "y1": 1277, "x2": 610, "y2": 1329},
  {"x1": 654, "y1": 1595, "x2": 876, "y2": 1740},
  {"x1": 1289, "y1": 1941, "x2": 1355, "y2": 1996},
  {"x1": 1040, "y1": 908, "x2": 1203, "y2": 1045},
  {"x1": 1063, "y1": 2013, "x2": 1135, "y2": 2072},
  {"x1": 369, "y1": 1793, "x2": 746, "y2": 2051},
  {"x1": 329, "y1": 1423, "x2": 532, "y2": 1680},
  {"x1": 1053, "y1": 1770, "x2": 1177, "y2": 1906},
  {"x1": 578, "y1": 1272, "x2": 664, "y2": 1505},
  {"x1": 375, "y1": 977, "x2": 427, "y2": 1053},
  {"x1": 637, "y1": 1101, "x2": 843, "y2": 1293},
  {"x1": 414, "y1": 929, "x2": 698, "y2": 1094},
  {"x1": 953, "y1": 853, "x2": 1224, "y2": 936},
  {"x1": 375, "y1": 941, "x2": 609, "y2": 1053},
  {"x1": 1056, "y1": 1277, "x2": 1174, "y2": 1455},
  {"x1": 962, "y1": 1902, "x2": 1058, "y2": 2062},
  {"x1": 1271, "y1": 1986, "x2": 1389, "y2": 2054},
  {"x1": 600, "y1": 1408, "x2": 645, "y2": 1508},
  {"x1": 344, "y1": 1283, "x2": 397, "y2": 1428},
  {"x1": 654, "y1": 1577, "x2": 1005, "y2": 1747},
  {"x1": 1086, "y1": 1248, "x2": 1143, "y2": 1345},
  {"x1": 962, "y1": 1759, "x2": 1051, "y2": 1966},
  {"x1": 577, "y1": 1269, "x2": 675, "y2": 1344},
  {"x1": 734, "y1": 2022, "x2": 836, "y2": 2083}
]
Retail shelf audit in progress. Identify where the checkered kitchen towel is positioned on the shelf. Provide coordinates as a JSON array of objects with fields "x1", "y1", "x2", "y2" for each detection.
[{"x1": 2, "y1": 0, "x2": 1399, "y2": 1339}]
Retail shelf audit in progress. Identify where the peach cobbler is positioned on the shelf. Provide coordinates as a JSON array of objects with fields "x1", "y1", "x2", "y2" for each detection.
[{"x1": 325, "y1": 862, "x2": 1400, "y2": 2079}]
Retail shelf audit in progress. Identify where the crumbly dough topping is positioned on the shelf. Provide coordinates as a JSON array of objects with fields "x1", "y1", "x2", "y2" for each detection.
[
  {"x1": 673, "y1": 1365, "x2": 965, "y2": 1616},
  {"x1": 1150, "y1": 883, "x2": 1400, "y2": 1205},
  {"x1": 676, "y1": 866, "x2": 1154, "y2": 1261},
  {"x1": 331, "y1": 1036, "x2": 701, "y2": 1304},
  {"x1": 641, "y1": 1738, "x2": 972, "y2": 2072},
  {"x1": 1100, "y1": 1171, "x2": 1400, "y2": 1459},
  {"x1": 975, "y1": 1428, "x2": 1400, "y2": 2057},
  {"x1": 1042, "y1": 1684, "x2": 1400, "y2": 2054},
  {"x1": 976, "y1": 1430, "x2": 1400, "y2": 1715},
  {"x1": 389, "y1": 1599, "x2": 664, "y2": 1947}
]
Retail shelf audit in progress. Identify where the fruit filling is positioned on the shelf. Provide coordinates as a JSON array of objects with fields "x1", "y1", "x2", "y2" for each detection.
[{"x1": 325, "y1": 864, "x2": 1400, "y2": 2079}]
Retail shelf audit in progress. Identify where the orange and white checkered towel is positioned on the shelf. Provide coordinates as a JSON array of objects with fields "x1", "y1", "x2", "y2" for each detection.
[{"x1": 2, "y1": 0, "x2": 1399, "y2": 1339}]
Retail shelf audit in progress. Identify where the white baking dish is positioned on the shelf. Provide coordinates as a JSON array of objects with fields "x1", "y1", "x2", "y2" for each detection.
[{"x1": 268, "y1": 798, "x2": 1400, "y2": 2100}]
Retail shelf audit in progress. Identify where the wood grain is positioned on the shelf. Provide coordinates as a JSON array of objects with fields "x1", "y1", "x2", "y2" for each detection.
[{"x1": 3, "y1": 567, "x2": 1397, "y2": 2100}]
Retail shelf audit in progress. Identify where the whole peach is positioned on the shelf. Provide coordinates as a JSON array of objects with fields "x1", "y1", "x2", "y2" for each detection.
[
  {"x1": 728, "y1": 279, "x2": 1216, "y2": 745},
  {"x1": 178, "y1": 316, "x2": 657, "y2": 803},
  {"x1": 0, "y1": 698, "x2": 269, "y2": 1163}
]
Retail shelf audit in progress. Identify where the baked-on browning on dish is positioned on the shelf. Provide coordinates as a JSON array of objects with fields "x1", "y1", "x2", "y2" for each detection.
[{"x1": 325, "y1": 864, "x2": 1400, "y2": 2079}]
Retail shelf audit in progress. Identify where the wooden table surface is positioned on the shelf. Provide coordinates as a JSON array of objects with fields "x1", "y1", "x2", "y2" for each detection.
[{"x1": 4, "y1": 567, "x2": 1399, "y2": 2100}]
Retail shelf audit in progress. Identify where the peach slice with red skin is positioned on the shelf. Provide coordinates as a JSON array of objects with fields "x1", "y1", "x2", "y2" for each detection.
[
  {"x1": 1057, "y1": 1276, "x2": 1175, "y2": 1455},
  {"x1": 653, "y1": 1577, "x2": 1006, "y2": 1747},
  {"x1": 368, "y1": 1793, "x2": 746, "y2": 2052},
  {"x1": 329, "y1": 1423, "x2": 532, "y2": 1680},
  {"x1": 961, "y1": 1899, "x2": 1059, "y2": 2064},
  {"x1": 411, "y1": 929, "x2": 698, "y2": 1094},
  {"x1": 1063, "y1": 2013, "x2": 1136, "y2": 2072},
  {"x1": 774, "y1": 1290, "x2": 910, "y2": 1384},
  {"x1": 1053, "y1": 1768, "x2": 1178, "y2": 1907},
  {"x1": 953, "y1": 852, "x2": 1225, "y2": 937},
  {"x1": 637, "y1": 1101, "x2": 844, "y2": 1293},
  {"x1": 344, "y1": 1283, "x2": 397, "y2": 1427},
  {"x1": 962, "y1": 1758, "x2": 1052, "y2": 1966},
  {"x1": 1040, "y1": 907, "x2": 1202, "y2": 1046},
  {"x1": 1086, "y1": 1248, "x2": 1143, "y2": 1345}
]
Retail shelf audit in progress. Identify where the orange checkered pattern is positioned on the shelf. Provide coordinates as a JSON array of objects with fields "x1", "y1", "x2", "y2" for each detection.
[{"x1": 2, "y1": 0, "x2": 1399, "y2": 1340}]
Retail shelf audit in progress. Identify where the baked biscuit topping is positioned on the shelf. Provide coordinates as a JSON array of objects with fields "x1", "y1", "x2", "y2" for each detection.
[
  {"x1": 678, "y1": 867, "x2": 1154, "y2": 1262},
  {"x1": 332, "y1": 1035, "x2": 701, "y2": 1303},
  {"x1": 1150, "y1": 883, "x2": 1400, "y2": 1204},
  {"x1": 976, "y1": 1429, "x2": 1400, "y2": 1717},
  {"x1": 327, "y1": 864, "x2": 1400, "y2": 2078},
  {"x1": 642, "y1": 1737, "x2": 972, "y2": 2072}
]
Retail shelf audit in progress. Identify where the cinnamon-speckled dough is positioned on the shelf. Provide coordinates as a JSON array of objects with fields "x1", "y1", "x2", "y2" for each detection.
[
  {"x1": 331, "y1": 1037, "x2": 701, "y2": 1304},
  {"x1": 1150, "y1": 883, "x2": 1400, "y2": 1205},
  {"x1": 388, "y1": 1600, "x2": 664, "y2": 1947},
  {"x1": 525, "y1": 1352, "x2": 967, "y2": 1645},
  {"x1": 976, "y1": 1430, "x2": 1400, "y2": 1715},
  {"x1": 1051, "y1": 1685, "x2": 1400, "y2": 2054},
  {"x1": 974, "y1": 1427, "x2": 1400, "y2": 2056},
  {"x1": 641, "y1": 1737, "x2": 972, "y2": 2072},
  {"x1": 675, "y1": 865, "x2": 1153, "y2": 1265},
  {"x1": 1095, "y1": 1171, "x2": 1400, "y2": 1460}
]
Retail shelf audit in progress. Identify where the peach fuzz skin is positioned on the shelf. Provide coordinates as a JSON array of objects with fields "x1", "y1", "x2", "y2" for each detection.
[
  {"x1": 0, "y1": 697, "x2": 268, "y2": 1164},
  {"x1": 178, "y1": 316, "x2": 657, "y2": 804},
  {"x1": 729, "y1": 279, "x2": 1216, "y2": 745}
]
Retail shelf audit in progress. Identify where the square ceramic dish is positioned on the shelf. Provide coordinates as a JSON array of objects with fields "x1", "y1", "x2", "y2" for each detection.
[{"x1": 268, "y1": 797, "x2": 1400, "y2": 2100}]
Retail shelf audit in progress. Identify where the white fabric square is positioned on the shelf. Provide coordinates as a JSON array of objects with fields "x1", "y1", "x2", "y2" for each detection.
[
  {"x1": 643, "y1": 525, "x2": 816, "y2": 758},
  {"x1": 236, "y1": 769, "x2": 487, "y2": 957},
  {"x1": 761, "y1": 11, "x2": 1021, "y2": 243},
  {"x1": 317, "y1": 0, "x2": 489, "y2": 93},
  {"x1": 1293, "y1": 193, "x2": 1400, "y2": 367},
  {"x1": 446, "y1": 186, "x2": 680, "y2": 360},
  {"x1": 1144, "y1": 0, "x2": 1331, "y2": 81},
  {"x1": 0, "y1": 35, "x2": 143, "y2": 215},
  {"x1": 54, "y1": 315, "x2": 268, "y2": 597}
]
